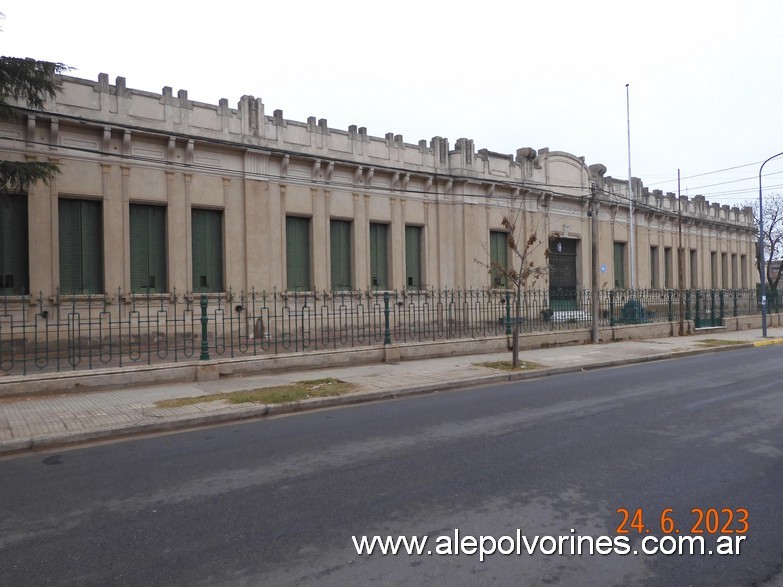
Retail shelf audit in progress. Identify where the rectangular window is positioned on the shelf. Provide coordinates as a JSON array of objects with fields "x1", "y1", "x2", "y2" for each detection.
[
  {"x1": 130, "y1": 204, "x2": 167, "y2": 293},
  {"x1": 405, "y1": 225, "x2": 423, "y2": 289},
  {"x1": 711, "y1": 252, "x2": 718, "y2": 288},
  {"x1": 741, "y1": 254, "x2": 748, "y2": 288},
  {"x1": 191, "y1": 208, "x2": 223, "y2": 292},
  {"x1": 731, "y1": 254, "x2": 738, "y2": 289},
  {"x1": 59, "y1": 198, "x2": 103, "y2": 295},
  {"x1": 613, "y1": 242, "x2": 626, "y2": 289},
  {"x1": 721, "y1": 253, "x2": 729, "y2": 289},
  {"x1": 650, "y1": 246, "x2": 660, "y2": 288},
  {"x1": 286, "y1": 216, "x2": 311, "y2": 291},
  {"x1": 330, "y1": 219, "x2": 351, "y2": 290},
  {"x1": 0, "y1": 193, "x2": 29, "y2": 295},
  {"x1": 369, "y1": 222, "x2": 389, "y2": 290},
  {"x1": 490, "y1": 231, "x2": 508, "y2": 288},
  {"x1": 690, "y1": 249, "x2": 698, "y2": 288},
  {"x1": 664, "y1": 247, "x2": 673, "y2": 289}
]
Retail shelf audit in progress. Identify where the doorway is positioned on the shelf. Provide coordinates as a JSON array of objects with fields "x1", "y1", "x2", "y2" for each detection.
[{"x1": 549, "y1": 237, "x2": 578, "y2": 310}]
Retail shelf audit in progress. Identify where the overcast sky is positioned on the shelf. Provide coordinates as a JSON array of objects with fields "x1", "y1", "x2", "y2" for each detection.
[{"x1": 3, "y1": 1, "x2": 782, "y2": 207}]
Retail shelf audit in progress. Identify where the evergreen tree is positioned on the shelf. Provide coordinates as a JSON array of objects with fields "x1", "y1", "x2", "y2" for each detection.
[{"x1": 1, "y1": 54, "x2": 69, "y2": 192}]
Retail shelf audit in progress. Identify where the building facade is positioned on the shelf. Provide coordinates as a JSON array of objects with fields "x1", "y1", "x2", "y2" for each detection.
[{"x1": 0, "y1": 73, "x2": 757, "y2": 301}]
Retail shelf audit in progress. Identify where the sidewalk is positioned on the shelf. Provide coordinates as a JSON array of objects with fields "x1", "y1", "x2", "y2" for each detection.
[{"x1": 2, "y1": 327, "x2": 782, "y2": 456}]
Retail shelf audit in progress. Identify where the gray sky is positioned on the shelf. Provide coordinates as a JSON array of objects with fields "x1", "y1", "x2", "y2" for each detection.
[{"x1": 3, "y1": 0, "x2": 782, "y2": 207}]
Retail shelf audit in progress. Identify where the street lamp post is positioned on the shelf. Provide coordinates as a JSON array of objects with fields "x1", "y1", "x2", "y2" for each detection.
[{"x1": 758, "y1": 151, "x2": 783, "y2": 338}]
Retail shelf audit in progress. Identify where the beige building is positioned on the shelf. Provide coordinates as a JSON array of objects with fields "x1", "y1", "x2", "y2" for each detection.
[{"x1": 0, "y1": 73, "x2": 757, "y2": 301}]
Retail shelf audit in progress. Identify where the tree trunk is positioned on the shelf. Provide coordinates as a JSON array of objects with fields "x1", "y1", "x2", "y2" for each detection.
[{"x1": 512, "y1": 289, "x2": 521, "y2": 368}]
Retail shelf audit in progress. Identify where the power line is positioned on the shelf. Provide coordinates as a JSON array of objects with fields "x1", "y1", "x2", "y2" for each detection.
[
  {"x1": 649, "y1": 161, "x2": 763, "y2": 186},
  {"x1": 642, "y1": 161, "x2": 783, "y2": 202},
  {"x1": 688, "y1": 183, "x2": 783, "y2": 200},
  {"x1": 687, "y1": 169, "x2": 783, "y2": 192}
]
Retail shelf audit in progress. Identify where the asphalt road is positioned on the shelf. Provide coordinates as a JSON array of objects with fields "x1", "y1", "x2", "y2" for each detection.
[{"x1": 1, "y1": 346, "x2": 782, "y2": 586}]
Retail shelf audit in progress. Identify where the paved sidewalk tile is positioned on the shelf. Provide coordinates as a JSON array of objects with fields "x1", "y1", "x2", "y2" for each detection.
[{"x1": 1, "y1": 327, "x2": 782, "y2": 454}]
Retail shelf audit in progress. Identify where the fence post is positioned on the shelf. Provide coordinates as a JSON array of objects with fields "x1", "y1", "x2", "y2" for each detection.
[
  {"x1": 200, "y1": 294, "x2": 210, "y2": 360},
  {"x1": 733, "y1": 290, "x2": 739, "y2": 317},
  {"x1": 719, "y1": 290, "x2": 725, "y2": 322},
  {"x1": 609, "y1": 290, "x2": 615, "y2": 324},
  {"x1": 383, "y1": 292, "x2": 391, "y2": 345},
  {"x1": 685, "y1": 290, "x2": 692, "y2": 321},
  {"x1": 710, "y1": 290, "x2": 716, "y2": 326},
  {"x1": 667, "y1": 290, "x2": 673, "y2": 322},
  {"x1": 695, "y1": 290, "x2": 702, "y2": 326}
]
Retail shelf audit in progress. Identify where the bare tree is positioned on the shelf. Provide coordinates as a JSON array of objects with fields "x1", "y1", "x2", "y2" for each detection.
[
  {"x1": 747, "y1": 193, "x2": 783, "y2": 292},
  {"x1": 478, "y1": 202, "x2": 548, "y2": 368}
]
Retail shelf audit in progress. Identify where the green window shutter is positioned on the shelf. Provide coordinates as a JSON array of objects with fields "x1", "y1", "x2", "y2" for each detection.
[
  {"x1": 614, "y1": 242, "x2": 626, "y2": 289},
  {"x1": 330, "y1": 220, "x2": 351, "y2": 290},
  {"x1": 206, "y1": 211, "x2": 223, "y2": 292},
  {"x1": 59, "y1": 199, "x2": 104, "y2": 295},
  {"x1": 405, "y1": 225, "x2": 422, "y2": 289},
  {"x1": 286, "y1": 216, "x2": 311, "y2": 291},
  {"x1": 191, "y1": 208, "x2": 223, "y2": 292},
  {"x1": 711, "y1": 252, "x2": 718, "y2": 288},
  {"x1": 650, "y1": 247, "x2": 659, "y2": 288},
  {"x1": 130, "y1": 204, "x2": 149, "y2": 293},
  {"x1": 0, "y1": 193, "x2": 29, "y2": 295},
  {"x1": 80, "y1": 200, "x2": 104, "y2": 294},
  {"x1": 191, "y1": 209, "x2": 207, "y2": 291},
  {"x1": 664, "y1": 248, "x2": 672, "y2": 289},
  {"x1": 147, "y1": 205, "x2": 167, "y2": 293},
  {"x1": 131, "y1": 204, "x2": 167, "y2": 293},
  {"x1": 59, "y1": 199, "x2": 79, "y2": 295},
  {"x1": 369, "y1": 223, "x2": 388, "y2": 290},
  {"x1": 690, "y1": 250, "x2": 698, "y2": 288},
  {"x1": 489, "y1": 231, "x2": 508, "y2": 288}
]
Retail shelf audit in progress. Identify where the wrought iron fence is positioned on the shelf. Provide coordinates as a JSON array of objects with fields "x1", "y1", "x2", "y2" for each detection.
[{"x1": 0, "y1": 287, "x2": 776, "y2": 376}]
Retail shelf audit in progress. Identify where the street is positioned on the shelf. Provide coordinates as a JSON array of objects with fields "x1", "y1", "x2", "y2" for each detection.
[{"x1": 1, "y1": 346, "x2": 782, "y2": 586}]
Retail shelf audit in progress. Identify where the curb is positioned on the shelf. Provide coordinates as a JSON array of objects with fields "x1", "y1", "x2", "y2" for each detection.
[
  {"x1": 753, "y1": 338, "x2": 783, "y2": 348},
  {"x1": 0, "y1": 340, "x2": 777, "y2": 456}
]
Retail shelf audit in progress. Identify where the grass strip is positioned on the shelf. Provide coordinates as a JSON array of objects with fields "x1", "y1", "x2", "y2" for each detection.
[
  {"x1": 155, "y1": 378, "x2": 357, "y2": 408},
  {"x1": 475, "y1": 360, "x2": 543, "y2": 371}
]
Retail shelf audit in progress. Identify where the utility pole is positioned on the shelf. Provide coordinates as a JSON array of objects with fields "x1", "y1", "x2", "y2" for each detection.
[
  {"x1": 678, "y1": 170, "x2": 685, "y2": 336},
  {"x1": 590, "y1": 184, "x2": 600, "y2": 343},
  {"x1": 626, "y1": 84, "x2": 635, "y2": 291}
]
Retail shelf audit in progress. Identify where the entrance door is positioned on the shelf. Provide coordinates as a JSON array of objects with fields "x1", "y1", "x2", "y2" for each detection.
[{"x1": 549, "y1": 238, "x2": 578, "y2": 310}]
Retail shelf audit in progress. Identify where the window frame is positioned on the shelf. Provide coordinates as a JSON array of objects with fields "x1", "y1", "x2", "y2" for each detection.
[
  {"x1": 191, "y1": 207, "x2": 224, "y2": 293},
  {"x1": 405, "y1": 225, "x2": 423, "y2": 290},
  {"x1": 130, "y1": 203, "x2": 167, "y2": 294},
  {"x1": 0, "y1": 192, "x2": 29, "y2": 296},
  {"x1": 690, "y1": 249, "x2": 699, "y2": 288},
  {"x1": 613, "y1": 242, "x2": 626, "y2": 289},
  {"x1": 650, "y1": 246, "x2": 659, "y2": 289},
  {"x1": 489, "y1": 230, "x2": 509, "y2": 288},
  {"x1": 286, "y1": 215, "x2": 312, "y2": 292},
  {"x1": 330, "y1": 219, "x2": 352, "y2": 291},
  {"x1": 369, "y1": 222, "x2": 389, "y2": 290},
  {"x1": 58, "y1": 197, "x2": 104, "y2": 296}
]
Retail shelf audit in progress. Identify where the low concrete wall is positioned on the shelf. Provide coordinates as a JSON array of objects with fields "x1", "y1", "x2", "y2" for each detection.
[
  {"x1": 0, "y1": 347, "x2": 388, "y2": 399},
  {"x1": 1, "y1": 315, "x2": 777, "y2": 398},
  {"x1": 609, "y1": 320, "x2": 690, "y2": 341},
  {"x1": 0, "y1": 363, "x2": 197, "y2": 399},
  {"x1": 724, "y1": 312, "x2": 781, "y2": 331}
]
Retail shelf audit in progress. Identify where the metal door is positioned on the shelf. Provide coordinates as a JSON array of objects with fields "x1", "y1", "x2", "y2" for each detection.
[{"x1": 549, "y1": 238, "x2": 578, "y2": 310}]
